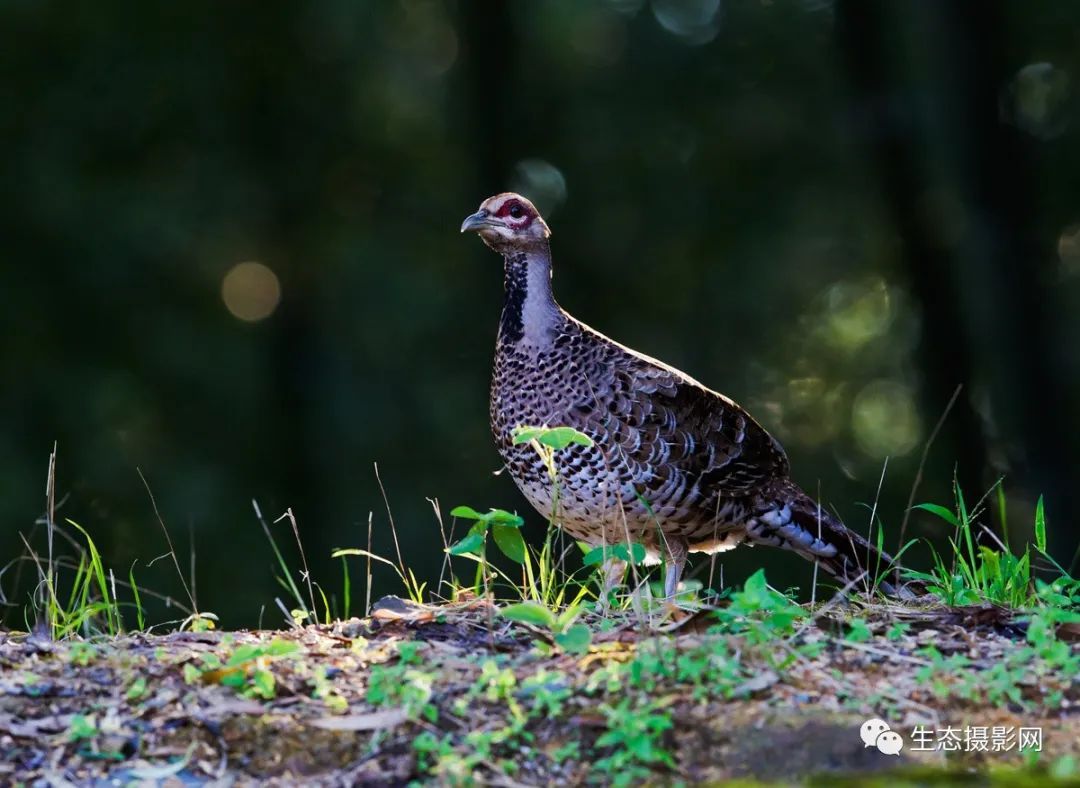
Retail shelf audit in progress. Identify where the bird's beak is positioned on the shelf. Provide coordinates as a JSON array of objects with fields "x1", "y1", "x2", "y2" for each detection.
[{"x1": 460, "y1": 209, "x2": 498, "y2": 233}]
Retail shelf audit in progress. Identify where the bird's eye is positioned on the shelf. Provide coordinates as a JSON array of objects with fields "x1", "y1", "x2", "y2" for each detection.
[{"x1": 509, "y1": 203, "x2": 524, "y2": 219}]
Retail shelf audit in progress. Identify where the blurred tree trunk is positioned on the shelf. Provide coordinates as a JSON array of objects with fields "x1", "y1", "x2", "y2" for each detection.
[
  {"x1": 836, "y1": 0, "x2": 1078, "y2": 566},
  {"x1": 460, "y1": 0, "x2": 515, "y2": 193}
]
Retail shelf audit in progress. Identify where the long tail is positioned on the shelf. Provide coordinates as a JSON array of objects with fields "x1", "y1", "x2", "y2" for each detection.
[{"x1": 746, "y1": 479, "x2": 902, "y2": 596}]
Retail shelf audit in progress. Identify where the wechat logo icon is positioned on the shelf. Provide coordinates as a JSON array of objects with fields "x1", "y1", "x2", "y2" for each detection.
[{"x1": 860, "y1": 718, "x2": 904, "y2": 755}]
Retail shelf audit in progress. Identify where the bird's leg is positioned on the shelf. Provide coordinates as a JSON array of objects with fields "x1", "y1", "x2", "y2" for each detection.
[{"x1": 662, "y1": 536, "x2": 689, "y2": 598}]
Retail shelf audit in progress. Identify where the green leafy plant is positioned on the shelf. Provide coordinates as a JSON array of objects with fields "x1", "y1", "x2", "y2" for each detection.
[
  {"x1": 194, "y1": 638, "x2": 301, "y2": 699},
  {"x1": 365, "y1": 643, "x2": 438, "y2": 723},
  {"x1": 520, "y1": 669, "x2": 573, "y2": 718},
  {"x1": 905, "y1": 482, "x2": 1070, "y2": 608},
  {"x1": 511, "y1": 423, "x2": 591, "y2": 524},
  {"x1": 29, "y1": 520, "x2": 122, "y2": 639},
  {"x1": 125, "y1": 676, "x2": 148, "y2": 701},
  {"x1": 582, "y1": 542, "x2": 647, "y2": 568},
  {"x1": 332, "y1": 546, "x2": 428, "y2": 606},
  {"x1": 594, "y1": 697, "x2": 676, "y2": 787},
  {"x1": 445, "y1": 506, "x2": 527, "y2": 593},
  {"x1": 442, "y1": 426, "x2": 603, "y2": 612},
  {"x1": 67, "y1": 714, "x2": 99, "y2": 742},
  {"x1": 307, "y1": 665, "x2": 348, "y2": 713},
  {"x1": 711, "y1": 569, "x2": 807, "y2": 644},
  {"x1": 500, "y1": 600, "x2": 592, "y2": 653}
]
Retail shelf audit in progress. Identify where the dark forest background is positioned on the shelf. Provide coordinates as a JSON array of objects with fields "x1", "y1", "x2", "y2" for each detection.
[{"x1": 3, "y1": 0, "x2": 1079, "y2": 627}]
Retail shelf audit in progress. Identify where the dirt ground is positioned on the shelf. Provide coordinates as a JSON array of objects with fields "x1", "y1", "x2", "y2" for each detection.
[{"x1": 1, "y1": 596, "x2": 1077, "y2": 786}]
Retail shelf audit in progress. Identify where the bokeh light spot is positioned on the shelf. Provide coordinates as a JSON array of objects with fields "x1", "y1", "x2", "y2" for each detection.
[
  {"x1": 823, "y1": 278, "x2": 894, "y2": 351},
  {"x1": 1058, "y1": 223, "x2": 1080, "y2": 277},
  {"x1": 652, "y1": 0, "x2": 723, "y2": 45},
  {"x1": 851, "y1": 380, "x2": 921, "y2": 458},
  {"x1": 780, "y1": 376, "x2": 845, "y2": 446},
  {"x1": 511, "y1": 159, "x2": 568, "y2": 216},
  {"x1": 571, "y1": 8, "x2": 627, "y2": 68},
  {"x1": 222, "y1": 262, "x2": 281, "y2": 322},
  {"x1": 1000, "y1": 62, "x2": 1071, "y2": 139}
]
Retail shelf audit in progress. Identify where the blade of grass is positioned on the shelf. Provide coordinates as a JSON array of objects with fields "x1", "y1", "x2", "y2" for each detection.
[
  {"x1": 340, "y1": 556, "x2": 351, "y2": 620},
  {"x1": 253, "y1": 499, "x2": 309, "y2": 622},
  {"x1": 139, "y1": 469, "x2": 198, "y2": 615},
  {"x1": 129, "y1": 563, "x2": 145, "y2": 631},
  {"x1": 898, "y1": 385, "x2": 962, "y2": 554},
  {"x1": 274, "y1": 508, "x2": 317, "y2": 622}
]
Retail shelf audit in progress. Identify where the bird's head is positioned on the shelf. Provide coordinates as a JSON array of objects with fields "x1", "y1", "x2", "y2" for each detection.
[{"x1": 460, "y1": 193, "x2": 551, "y2": 252}]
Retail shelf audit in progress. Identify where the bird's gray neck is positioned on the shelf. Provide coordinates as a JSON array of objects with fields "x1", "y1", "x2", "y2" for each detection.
[{"x1": 500, "y1": 245, "x2": 559, "y2": 346}]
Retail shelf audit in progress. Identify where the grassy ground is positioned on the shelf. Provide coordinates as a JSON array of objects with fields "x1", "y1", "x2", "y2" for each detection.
[
  {"x1": 2, "y1": 587, "x2": 1078, "y2": 785},
  {"x1": 3, "y1": 435, "x2": 1078, "y2": 785}
]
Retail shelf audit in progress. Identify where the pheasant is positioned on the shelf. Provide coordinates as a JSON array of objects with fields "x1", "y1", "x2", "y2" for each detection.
[{"x1": 461, "y1": 192, "x2": 901, "y2": 597}]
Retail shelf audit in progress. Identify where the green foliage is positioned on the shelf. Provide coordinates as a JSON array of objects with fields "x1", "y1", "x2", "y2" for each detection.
[
  {"x1": 906, "y1": 482, "x2": 1073, "y2": 609},
  {"x1": 844, "y1": 618, "x2": 872, "y2": 643},
  {"x1": 446, "y1": 506, "x2": 525, "y2": 563},
  {"x1": 499, "y1": 601, "x2": 557, "y2": 628},
  {"x1": 366, "y1": 643, "x2": 438, "y2": 724},
  {"x1": 885, "y1": 620, "x2": 910, "y2": 641},
  {"x1": 332, "y1": 547, "x2": 427, "y2": 605},
  {"x1": 192, "y1": 638, "x2": 301, "y2": 700},
  {"x1": 520, "y1": 669, "x2": 573, "y2": 718},
  {"x1": 415, "y1": 658, "x2": 538, "y2": 783},
  {"x1": 125, "y1": 676, "x2": 148, "y2": 701},
  {"x1": 554, "y1": 623, "x2": 591, "y2": 653},
  {"x1": 582, "y1": 542, "x2": 647, "y2": 567},
  {"x1": 127, "y1": 564, "x2": 145, "y2": 631},
  {"x1": 67, "y1": 641, "x2": 98, "y2": 666},
  {"x1": 511, "y1": 425, "x2": 594, "y2": 451},
  {"x1": 308, "y1": 664, "x2": 348, "y2": 713},
  {"x1": 442, "y1": 425, "x2": 607, "y2": 616},
  {"x1": 912, "y1": 592, "x2": 1078, "y2": 712},
  {"x1": 67, "y1": 714, "x2": 98, "y2": 742},
  {"x1": 710, "y1": 569, "x2": 807, "y2": 644},
  {"x1": 594, "y1": 697, "x2": 675, "y2": 787},
  {"x1": 180, "y1": 611, "x2": 219, "y2": 633},
  {"x1": 500, "y1": 600, "x2": 593, "y2": 654},
  {"x1": 34, "y1": 520, "x2": 122, "y2": 639}
]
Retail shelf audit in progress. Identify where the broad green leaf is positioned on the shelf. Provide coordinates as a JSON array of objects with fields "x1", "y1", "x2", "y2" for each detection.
[
  {"x1": 912, "y1": 503, "x2": 961, "y2": 527},
  {"x1": 448, "y1": 533, "x2": 485, "y2": 556},
  {"x1": 743, "y1": 568, "x2": 768, "y2": 596},
  {"x1": 492, "y1": 523, "x2": 526, "y2": 564},
  {"x1": 536, "y1": 427, "x2": 594, "y2": 451},
  {"x1": 583, "y1": 542, "x2": 647, "y2": 566},
  {"x1": 511, "y1": 425, "x2": 593, "y2": 450},
  {"x1": 449, "y1": 505, "x2": 485, "y2": 521},
  {"x1": 252, "y1": 669, "x2": 275, "y2": 699},
  {"x1": 583, "y1": 545, "x2": 614, "y2": 566},
  {"x1": 220, "y1": 670, "x2": 246, "y2": 687},
  {"x1": 554, "y1": 624, "x2": 592, "y2": 654},
  {"x1": 511, "y1": 426, "x2": 545, "y2": 445},
  {"x1": 265, "y1": 639, "x2": 300, "y2": 657},
  {"x1": 227, "y1": 644, "x2": 262, "y2": 667},
  {"x1": 67, "y1": 715, "x2": 97, "y2": 741},
  {"x1": 485, "y1": 508, "x2": 524, "y2": 527},
  {"x1": 500, "y1": 602, "x2": 556, "y2": 629},
  {"x1": 845, "y1": 618, "x2": 872, "y2": 643},
  {"x1": 126, "y1": 677, "x2": 148, "y2": 701}
]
